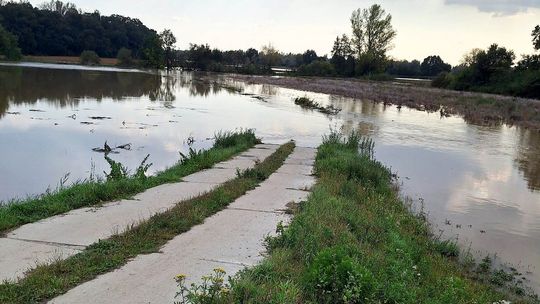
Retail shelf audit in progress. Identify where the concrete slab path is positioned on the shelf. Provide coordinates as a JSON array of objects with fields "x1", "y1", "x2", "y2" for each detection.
[
  {"x1": 50, "y1": 146, "x2": 316, "y2": 304},
  {"x1": 0, "y1": 144, "x2": 279, "y2": 283}
]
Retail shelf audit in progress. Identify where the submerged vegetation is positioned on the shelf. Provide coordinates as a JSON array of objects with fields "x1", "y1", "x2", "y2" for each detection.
[
  {"x1": 0, "y1": 129, "x2": 259, "y2": 234},
  {"x1": 294, "y1": 96, "x2": 341, "y2": 115},
  {"x1": 0, "y1": 140, "x2": 295, "y2": 304},
  {"x1": 235, "y1": 75, "x2": 540, "y2": 130},
  {"x1": 180, "y1": 130, "x2": 537, "y2": 303}
]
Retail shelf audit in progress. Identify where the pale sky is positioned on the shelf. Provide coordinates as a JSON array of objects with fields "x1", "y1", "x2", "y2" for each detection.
[{"x1": 29, "y1": 0, "x2": 540, "y2": 65}]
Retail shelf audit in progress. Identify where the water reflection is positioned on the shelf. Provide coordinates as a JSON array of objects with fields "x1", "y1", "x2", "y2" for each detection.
[
  {"x1": 0, "y1": 66, "x2": 163, "y2": 116},
  {"x1": 515, "y1": 129, "x2": 540, "y2": 191}
]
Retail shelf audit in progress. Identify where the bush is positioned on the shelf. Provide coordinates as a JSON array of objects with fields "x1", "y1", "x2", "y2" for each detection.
[
  {"x1": 116, "y1": 47, "x2": 133, "y2": 67},
  {"x1": 432, "y1": 72, "x2": 453, "y2": 88},
  {"x1": 80, "y1": 50, "x2": 100, "y2": 66}
]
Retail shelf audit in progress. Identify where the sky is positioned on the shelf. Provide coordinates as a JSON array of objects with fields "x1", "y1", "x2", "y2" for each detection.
[{"x1": 29, "y1": 0, "x2": 540, "y2": 65}]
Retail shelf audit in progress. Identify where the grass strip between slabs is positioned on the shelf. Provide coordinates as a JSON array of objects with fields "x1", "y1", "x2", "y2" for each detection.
[
  {"x1": 0, "y1": 130, "x2": 260, "y2": 234},
  {"x1": 0, "y1": 141, "x2": 295, "y2": 304}
]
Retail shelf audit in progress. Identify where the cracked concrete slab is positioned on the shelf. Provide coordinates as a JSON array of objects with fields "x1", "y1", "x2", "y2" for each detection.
[
  {"x1": 0, "y1": 238, "x2": 82, "y2": 282},
  {"x1": 0, "y1": 144, "x2": 278, "y2": 283},
  {"x1": 50, "y1": 146, "x2": 316, "y2": 304}
]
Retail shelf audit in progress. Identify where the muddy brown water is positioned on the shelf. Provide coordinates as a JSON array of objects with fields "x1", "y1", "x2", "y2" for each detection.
[{"x1": 0, "y1": 63, "x2": 539, "y2": 293}]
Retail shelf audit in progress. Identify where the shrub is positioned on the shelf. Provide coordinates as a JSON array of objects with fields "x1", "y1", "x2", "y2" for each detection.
[
  {"x1": 432, "y1": 71, "x2": 453, "y2": 88},
  {"x1": 80, "y1": 50, "x2": 100, "y2": 66},
  {"x1": 116, "y1": 47, "x2": 133, "y2": 67},
  {"x1": 304, "y1": 246, "x2": 376, "y2": 303},
  {"x1": 297, "y1": 60, "x2": 335, "y2": 76}
]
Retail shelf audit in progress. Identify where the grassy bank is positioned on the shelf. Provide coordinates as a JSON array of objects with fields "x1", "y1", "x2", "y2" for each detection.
[
  {"x1": 232, "y1": 75, "x2": 540, "y2": 131},
  {"x1": 0, "y1": 141, "x2": 295, "y2": 304},
  {"x1": 0, "y1": 130, "x2": 259, "y2": 234},
  {"x1": 186, "y1": 131, "x2": 535, "y2": 303}
]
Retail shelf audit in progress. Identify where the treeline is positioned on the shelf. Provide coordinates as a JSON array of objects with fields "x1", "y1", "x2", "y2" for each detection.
[
  {"x1": 172, "y1": 44, "x2": 324, "y2": 75},
  {"x1": 0, "y1": 0, "x2": 165, "y2": 67},
  {"x1": 432, "y1": 30, "x2": 540, "y2": 98}
]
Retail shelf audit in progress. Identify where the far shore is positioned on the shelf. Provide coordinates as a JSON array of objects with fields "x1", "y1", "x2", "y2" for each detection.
[{"x1": 231, "y1": 74, "x2": 540, "y2": 131}]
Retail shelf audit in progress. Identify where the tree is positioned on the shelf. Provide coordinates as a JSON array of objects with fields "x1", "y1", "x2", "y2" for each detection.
[
  {"x1": 0, "y1": 24, "x2": 22, "y2": 61},
  {"x1": 260, "y1": 43, "x2": 280, "y2": 67},
  {"x1": 474, "y1": 44, "x2": 515, "y2": 82},
  {"x1": 420, "y1": 55, "x2": 451, "y2": 77},
  {"x1": 245, "y1": 48, "x2": 259, "y2": 64},
  {"x1": 160, "y1": 29, "x2": 176, "y2": 70},
  {"x1": 142, "y1": 35, "x2": 165, "y2": 69},
  {"x1": 533, "y1": 25, "x2": 540, "y2": 51},
  {"x1": 39, "y1": 0, "x2": 78, "y2": 15},
  {"x1": 350, "y1": 4, "x2": 396, "y2": 58},
  {"x1": 117, "y1": 47, "x2": 133, "y2": 67},
  {"x1": 331, "y1": 35, "x2": 355, "y2": 76},
  {"x1": 302, "y1": 50, "x2": 318, "y2": 65}
]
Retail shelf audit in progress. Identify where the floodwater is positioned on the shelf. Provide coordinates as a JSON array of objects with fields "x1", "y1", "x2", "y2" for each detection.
[{"x1": 0, "y1": 63, "x2": 539, "y2": 293}]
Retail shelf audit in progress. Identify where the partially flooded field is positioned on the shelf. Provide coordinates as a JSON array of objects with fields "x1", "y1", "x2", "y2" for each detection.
[{"x1": 0, "y1": 63, "x2": 539, "y2": 293}]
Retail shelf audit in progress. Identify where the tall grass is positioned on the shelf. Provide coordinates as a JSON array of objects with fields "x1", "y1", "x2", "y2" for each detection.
[
  {"x1": 0, "y1": 129, "x2": 260, "y2": 234},
  {"x1": 214, "y1": 130, "x2": 536, "y2": 303}
]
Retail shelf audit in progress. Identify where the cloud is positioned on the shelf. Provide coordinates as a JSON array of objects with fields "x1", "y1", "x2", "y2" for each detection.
[{"x1": 445, "y1": 0, "x2": 540, "y2": 16}]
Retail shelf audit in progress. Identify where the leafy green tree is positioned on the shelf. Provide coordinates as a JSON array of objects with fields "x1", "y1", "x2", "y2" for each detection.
[
  {"x1": 350, "y1": 4, "x2": 396, "y2": 75},
  {"x1": 302, "y1": 50, "x2": 318, "y2": 65},
  {"x1": 420, "y1": 55, "x2": 451, "y2": 77},
  {"x1": 350, "y1": 4, "x2": 396, "y2": 59},
  {"x1": 331, "y1": 35, "x2": 355, "y2": 76},
  {"x1": 474, "y1": 44, "x2": 515, "y2": 83},
  {"x1": 142, "y1": 35, "x2": 165, "y2": 68},
  {"x1": 160, "y1": 29, "x2": 176, "y2": 70},
  {"x1": 0, "y1": 24, "x2": 22, "y2": 61},
  {"x1": 533, "y1": 25, "x2": 540, "y2": 51}
]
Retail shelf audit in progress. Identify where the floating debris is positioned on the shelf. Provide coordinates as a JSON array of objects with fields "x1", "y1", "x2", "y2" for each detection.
[
  {"x1": 251, "y1": 95, "x2": 268, "y2": 102},
  {"x1": 67, "y1": 114, "x2": 77, "y2": 120},
  {"x1": 92, "y1": 141, "x2": 112, "y2": 153},
  {"x1": 116, "y1": 143, "x2": 131, "y2": 150},
  {"x1": 89, "y1": 116, "x2": 112, "y2": 120},
  {"x1": 6, "y1": 112, "x2": 20, "y2": 115},
  {"x1": 29, "y1": 109, "x2": 45, "y2": 112},
  {"x1": 81, "y1": 121, "x2": 95, "y2": 125}
]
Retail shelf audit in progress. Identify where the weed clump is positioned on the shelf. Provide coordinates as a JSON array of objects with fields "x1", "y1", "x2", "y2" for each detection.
[{"x1": 294, "y1": 96, "x2": 341, "y2": 115}]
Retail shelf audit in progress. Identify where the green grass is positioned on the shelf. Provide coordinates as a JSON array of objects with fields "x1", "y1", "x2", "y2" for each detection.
[
  {"x1": 0, "y1": 141, "x2": 295, "y2": 304},
  {"x1": 209, "y1": 131, "x2": 537, "y2": 304},
  {"x1": 0, "y1": 130, "x2": 260, "y2": 234}
]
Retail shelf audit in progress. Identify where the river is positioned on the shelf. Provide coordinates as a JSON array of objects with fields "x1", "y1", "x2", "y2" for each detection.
[{"x1": 0, "y1": 63, "x2": 538, "y2": 293}]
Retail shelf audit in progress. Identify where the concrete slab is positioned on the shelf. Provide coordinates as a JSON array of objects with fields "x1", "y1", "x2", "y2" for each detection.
[
  {"x1": 9, "y1": 182, "x2": 218, "y2": 246},
  {"x1": 0, "y1": 144, "x2": 278, "y2": 283},
  {"x1": 0, "y1": 238, "x2": 81, "y2": 282},
  {"x1": 50, "y1": 146, "x2": 316, "y2": 304},
  {"x1": 276, "y1": 163, "x2": 313, "y2": 176},
  {"x1": 265, "y1": 172, "x2": 316, "y2": 190}
]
